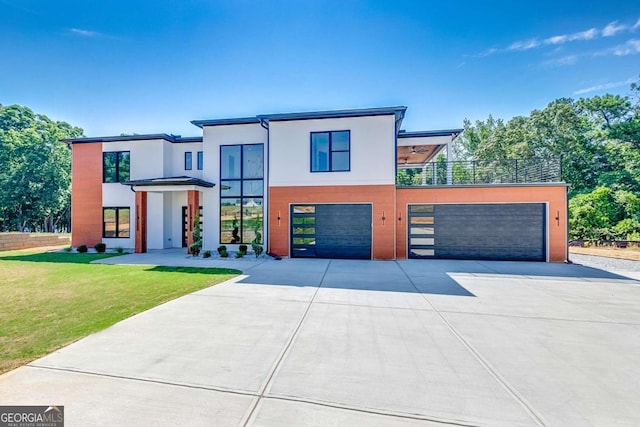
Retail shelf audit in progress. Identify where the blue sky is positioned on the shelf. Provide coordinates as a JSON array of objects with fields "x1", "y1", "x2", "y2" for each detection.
[{"x1": 1, "y1": 1, "x2": 639, "y2": 137}]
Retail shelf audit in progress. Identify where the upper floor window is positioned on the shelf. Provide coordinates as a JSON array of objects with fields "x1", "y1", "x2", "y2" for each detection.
[
  {"x1": 185, "y1": 152, "x2": 193, "y2": 170},
  {"x1": 311, "y1": 130, "x2": 350, "y2": 172},
  {"x1": 197, "y1": 151, "x2": 203, "y2": 170},
  {"x1": 103, "y1": 151, "x2": 130, "y2": 183}
]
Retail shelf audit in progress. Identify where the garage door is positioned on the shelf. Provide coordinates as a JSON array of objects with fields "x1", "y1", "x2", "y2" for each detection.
[
  {"x1": 408, "y1": 203, "x2": 545, "y2": 261},
  {"x1": 291, "y1": 204, "x2": 372, "y2": 259}
]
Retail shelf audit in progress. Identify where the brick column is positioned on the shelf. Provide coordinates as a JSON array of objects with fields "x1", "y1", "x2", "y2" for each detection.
[
  {"x1": 187, "y1": 190, "x2": 200, "y2": 254},
  {"x1": 135, "y1": 191, "x2": 147, "y2": 253}
]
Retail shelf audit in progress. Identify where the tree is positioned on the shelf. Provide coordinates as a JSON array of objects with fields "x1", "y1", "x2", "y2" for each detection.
[{"x1": 0, "y1": 104, "x2": 83, "y2": 232}]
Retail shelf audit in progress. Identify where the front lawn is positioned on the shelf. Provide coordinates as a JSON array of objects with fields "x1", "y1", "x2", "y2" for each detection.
[{"x1": 0, "y1": 249, "x2": 240, "y2": 374}]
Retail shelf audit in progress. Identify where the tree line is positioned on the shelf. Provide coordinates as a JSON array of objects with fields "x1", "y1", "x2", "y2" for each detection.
[
  {"x1": 454, "y1": 76, "x2": 640, "y2": 241},
  {"x1": 0, "y1": 104, "x2": 82, "y2": 232}
]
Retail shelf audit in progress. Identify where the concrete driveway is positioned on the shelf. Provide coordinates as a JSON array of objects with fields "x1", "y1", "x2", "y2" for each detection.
[{"x1": 1, "y1": 259, "x2": 639, "y2": 426}]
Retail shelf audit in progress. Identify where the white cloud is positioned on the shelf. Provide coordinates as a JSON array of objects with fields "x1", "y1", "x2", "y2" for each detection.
[
  {"x1": 610, "y1": 39, "x2": 640, "y2": 55},
  {"x1": 478, "y1": 19, "x2": 637, "y2": 57},
  {"x1": 573, "y1": 77, "x2": 636, "y2": 95},
  {"x1": 602, "y1": 21, "x2": 627, "y2": 37},
  {"x1": 508, "y1": 39, "x2": 540, "y2": 51},
  {"x1": 68, "y1": 28, "x2": 118, "y2": 39}
]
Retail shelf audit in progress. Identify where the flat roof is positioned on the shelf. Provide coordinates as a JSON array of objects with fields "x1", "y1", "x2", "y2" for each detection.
[
  {"x1": 398, "y1": 129, "x2": 464, "y2": 138},
  {"x1": 190, "y1": 117, "x2": 261, "y2": 128},
  {"x1": 257, "y1": 106, "x2": 407, "y2": 122},
  {"x1": 63, "y1": 134, "x2": 202, "y2": 144}
]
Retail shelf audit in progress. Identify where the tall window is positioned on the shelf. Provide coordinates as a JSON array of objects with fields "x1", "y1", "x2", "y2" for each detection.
[
  {"x1": 184, "y1": 152, "x2": 193, "y2": 170},
  {"x1": 103, "y1": 151, "x2": 130, "y2": 183},
  {"x1": 220, "y1": 144, "x2": 264, "y2": 244},
  {"x1": 197, "y1": 151, "x2": 203, "y2": 170},
  {"x1": 311, "y1": 130, "x2": 350, "y2": 172},
  {"x1": 103, "y1": 207, "x2": 130, "y2": 238}
]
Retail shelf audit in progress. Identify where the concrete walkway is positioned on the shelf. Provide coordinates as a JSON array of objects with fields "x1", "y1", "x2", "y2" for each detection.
[{"x1": 2, "y1": 258, "x2": 640, "y2": 426}]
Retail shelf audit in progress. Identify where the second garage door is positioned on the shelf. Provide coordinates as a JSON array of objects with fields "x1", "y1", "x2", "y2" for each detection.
[
  {"x1": 408, "y1": 203, "x2": 546, "y2": 261},
  {"x1": 291, "y1": 204, "x2": 372, "y2": 259}
]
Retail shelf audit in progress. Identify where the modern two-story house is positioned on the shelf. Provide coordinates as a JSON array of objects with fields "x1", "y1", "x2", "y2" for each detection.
[{"x1": 65, "y1": 106, "x2": 568, "y2": 261}]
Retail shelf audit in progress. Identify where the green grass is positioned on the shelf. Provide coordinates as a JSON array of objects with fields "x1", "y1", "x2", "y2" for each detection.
[{"x1": 0, "y1": 249, "x2": 240, "y2": 374}]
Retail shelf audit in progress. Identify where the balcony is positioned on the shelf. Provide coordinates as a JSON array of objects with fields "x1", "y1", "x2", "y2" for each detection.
[{"x1": 397, "y1": 158, "x2": 562, "y2": 186}]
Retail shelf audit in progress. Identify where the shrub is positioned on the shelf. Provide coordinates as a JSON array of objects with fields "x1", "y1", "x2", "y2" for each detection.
[
  {"x1": 202, "y1": 250, "x2": 212, "y2": 258},
  {"x1": 63, "y1": 246, "x2": 72, "y2": 252},
  {"x1": 220, "y1": 249, "x2": 229, "y2": 258},
  {"x1": 115, "y1": 247, "x2": 124, "y2": 254},
  {"x1": 251, "y1": 231, "x2": 263, "y2": 258},
  {"x1": 77, "y1": 245, "x2": 88, "y2": 253},
  {"x1": 238, "y1": 244, "x2": 248, "y2": 255},
  {"x1": 217, "y1": 245, "x2": 227, "y2": 255},
  {"x1": 235, "y1": 251, "x2": 244, "y2": 258},
  {"x1": 190, "y1": 215, "x2": 202, "y2": 257},
  {"x1": 94, "y1": 243, "x2": 107, "y2": 253}
]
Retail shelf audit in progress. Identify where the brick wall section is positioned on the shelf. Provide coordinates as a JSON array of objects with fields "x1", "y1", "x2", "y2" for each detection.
[
  {"x1": 269, "y1": 185, "x2": 396, "y2": 260},
  {"x1": 71, "y1": 143, "x2": 103, "y2": 247},
  {"x1": 0, "y1": 233, "x2": 71, "y2": 251},
  {"x1": 396, "y1": 185, "x2": 568, "y2": 262}
]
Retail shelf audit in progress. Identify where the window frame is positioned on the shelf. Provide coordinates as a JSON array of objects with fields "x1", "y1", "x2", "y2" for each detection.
[
  {"x1": 310, "y1": 130, "x2": 351, "y2": 173},
  {"x1": 219, "y1": 143, "x2": 264, "y2": 245},
  {"x1": 184, "y1": 152, "x2": 193, "y2": 170},
  {"x1": 197, "y1": 151, "x2": 203, "y2": 170},
  {"x1": 102, "y1": 207, "x2": 131, "y2": 239},
  {"x1": 102, "y1": 151, "x2": 130, "y2": 183}
]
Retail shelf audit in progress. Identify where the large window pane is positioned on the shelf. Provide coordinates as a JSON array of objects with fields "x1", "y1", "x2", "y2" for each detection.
[
  {"x1": 103, "y1": 152, "x2": 117, "y2": 183},
  {"x1": 118, "y1": 208, "x2": 130, "y2": 237},
  {"x1": 331, "y1": 151, "x2": 349, "y2": 171},
  {"x1": 184, "y1": 152, "x2": 192, "y2": 170},
  {"x1": 331, "y1": 131, "x2": 349, "y2": 151},
  {"x1": 243, "y1": 145, "x2": 263, "y2": 179},
  {"x1": 311, "y1": 133, "x2": 329, "y2": 172},
  {"x1": 242, "y1": 198, "x2": 263, "y2": 243},
  {"x1": 221, "y1": 146, "x2": 241, "y2": 179},
  {"x1": 118, "y1": 152, "x2": 130, "y2": 182},
  {"x1": 103, "y1": 208, "x2": 116, "y2": 237},
  {"x1": 242, "y1": 180, "x2": 263, "y2": 196},
  {"x1": 221, "y1": 180, "x2": 241, "y2": 197},
  {"x1": 197, "y1": 151, "x2": 203, "y2": 170},
  {"x1": 220, "y1": 198, "x2": 241, "y2": 243}
]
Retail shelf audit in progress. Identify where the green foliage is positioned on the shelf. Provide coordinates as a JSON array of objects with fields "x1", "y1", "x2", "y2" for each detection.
[
  {"x1": 115, "y1": 247, "x2": 124, "y2": 254},
  {"x1": 63, "y1": 246, "x2": 72, "y2": 253},
  {"x1": 77, "y1": 245, "x2": 88, "y2": 253},
  {"x1": 189, "y1": 215, "x2": 202, "y2": 257},
  {"x1": 569, "y1": 187, "x2": 640, "y2": 240},
  {"x1": 0, "y1": 104, "x2": 83, "y2": 232},
  {"x1": 235, "y1": 251, "x2": 244, "y2": 258},
  {"x1": 238, "y1": 244, "x2": 248, "y2": 255},
  {"x1": 217, "y1": 245, "x2": 229, "y2": 258},
  {"x1": 251, "y1": 230, "x2": 263, "y2": 258},
  {"x1": 202, "y1": 250, "x2": 212, "y2": 258},
  {"x1": 94, "y1": 243, "x2": 106, "y2": 253}
]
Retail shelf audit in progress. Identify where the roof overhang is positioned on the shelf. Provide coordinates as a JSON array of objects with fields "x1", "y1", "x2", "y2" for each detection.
[{"x1": 121, "y1": 176, "x2": 220, "y2": 192}]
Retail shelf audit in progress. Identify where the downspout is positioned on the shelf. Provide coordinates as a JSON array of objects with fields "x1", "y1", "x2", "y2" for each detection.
[{"x1": 260, "y1": 118, "x2": 269, "y2": 254}]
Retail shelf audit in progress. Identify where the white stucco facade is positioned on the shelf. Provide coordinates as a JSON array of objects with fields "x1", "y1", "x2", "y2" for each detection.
[{"x1": 268, "y1": 115, "x2": 397, "y2": 187}]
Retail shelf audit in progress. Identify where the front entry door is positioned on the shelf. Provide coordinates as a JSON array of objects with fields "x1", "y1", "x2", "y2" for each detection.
[{"x1": 182, "y1": 206, "x2": 203, "y2": 247}]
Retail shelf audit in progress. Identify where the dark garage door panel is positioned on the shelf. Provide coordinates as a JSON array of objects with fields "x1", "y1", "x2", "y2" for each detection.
[
  {"x1": 434, "y1": 204, "x2": 545, "y2": 261},
  {"x1": 292, "y1": 204, "x2": 372, "y2": 260},
  {"x1": 315, "y1": 204, "x2": 371, "y2": 259},
  {"x1": 408, "y1": 203, "x2": 546, "y2": 261}
]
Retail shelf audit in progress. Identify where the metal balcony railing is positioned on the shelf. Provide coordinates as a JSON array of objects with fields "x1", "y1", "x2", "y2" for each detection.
[{"x1": 396, "y1": 158, "x2": 562, "y2": 186}]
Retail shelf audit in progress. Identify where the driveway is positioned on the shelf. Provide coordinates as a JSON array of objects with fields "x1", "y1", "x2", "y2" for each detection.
[{"x1": 1, "y1": 259, "x2": 639, "y2": 426}]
